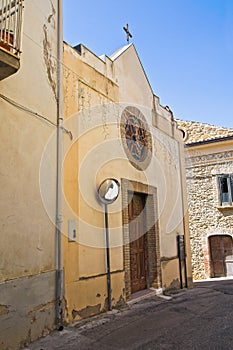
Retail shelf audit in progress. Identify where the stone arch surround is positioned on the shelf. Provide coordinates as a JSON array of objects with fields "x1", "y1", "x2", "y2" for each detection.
[{"x1": 202, "y1": 230, "x2": 233, "y2": 278}]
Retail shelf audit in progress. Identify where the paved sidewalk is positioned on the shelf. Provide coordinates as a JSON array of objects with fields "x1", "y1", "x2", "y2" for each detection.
[{"x1": 24, "y1": 279, "x2": 233, "y2": 350}]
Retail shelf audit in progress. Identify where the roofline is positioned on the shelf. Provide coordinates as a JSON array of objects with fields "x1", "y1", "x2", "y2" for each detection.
[
  {"x1": 111, "y1": 43, "x2": 154, "y2": 96},
  {"x1": 133, "y1": 45, "x2": 154, "y2": 96},
  {"x1": 110, "y1": 43, "x2": 132, "y2": 60},
  {"x1": 186, "y1": 134, "x2": 233, "y2": 147},
  {"x1": 72, "y1": 43, "x2": 110, "y2": 64}
]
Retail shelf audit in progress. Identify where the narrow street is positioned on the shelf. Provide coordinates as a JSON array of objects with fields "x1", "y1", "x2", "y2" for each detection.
[{"x1": 25, "y1": 279, "x2": 233, "y2": 350}]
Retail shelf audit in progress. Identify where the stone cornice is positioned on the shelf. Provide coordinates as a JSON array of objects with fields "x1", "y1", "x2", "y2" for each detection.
[{"x1": 186, "y1": 150, "x2": 233, "y2": 167}]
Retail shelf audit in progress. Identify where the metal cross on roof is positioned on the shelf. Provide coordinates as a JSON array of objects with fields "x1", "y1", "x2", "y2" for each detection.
[{"x1": 123, "y1": 24, "x2": 132, "y2": 44}]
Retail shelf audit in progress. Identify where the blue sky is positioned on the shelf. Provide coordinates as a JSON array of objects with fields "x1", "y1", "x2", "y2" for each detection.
[{"x1": 63, "y1": 0, "x2": 233, "y2": 128}]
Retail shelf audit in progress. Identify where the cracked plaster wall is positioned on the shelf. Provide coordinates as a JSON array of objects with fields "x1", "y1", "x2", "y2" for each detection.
[
  {"x1": 0, "y1": 271, "x2": 56, "y2": 350},
  {"x1": 0, "y1": 1, "x2": 58, "y2": 348},
  {"x1": 62, "y1": 42, "x2": 192, "y2": 322}
]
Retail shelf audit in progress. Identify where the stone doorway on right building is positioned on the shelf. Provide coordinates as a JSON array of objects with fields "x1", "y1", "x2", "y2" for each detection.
[{"x1": 209, "y1": 235, "x2": 233, "y2": 277}]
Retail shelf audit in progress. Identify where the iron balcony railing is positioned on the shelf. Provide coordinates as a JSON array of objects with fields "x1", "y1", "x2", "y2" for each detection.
[{"x1": 0, "y1": 0, "x2": 23, "y2": 56}]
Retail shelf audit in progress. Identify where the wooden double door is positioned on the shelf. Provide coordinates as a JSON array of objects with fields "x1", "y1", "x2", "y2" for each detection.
[
  {"x1": 129, "y1": 192, "x2": 147, "y2": 293},
  {"x1": 209, "y1": 235, "x2": 233, "y2": 277}
]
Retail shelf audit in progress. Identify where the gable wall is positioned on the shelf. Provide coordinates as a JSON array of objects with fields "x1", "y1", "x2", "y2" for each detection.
[{"x1": 62, "y1": 42, "x2": 192, "y2": 323}]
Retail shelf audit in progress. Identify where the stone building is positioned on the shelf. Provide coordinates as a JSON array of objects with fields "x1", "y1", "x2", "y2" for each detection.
[
  {"x1": 61, "y1": 42, "x2": 192, "y2": 324},
  {"x1": 177, "y1": 120, "x2": 233, "y2": 280}
]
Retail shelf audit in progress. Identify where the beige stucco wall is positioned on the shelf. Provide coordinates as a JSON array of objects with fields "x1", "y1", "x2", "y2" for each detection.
[
  {"x1": 63, "y1": 42, "x2": 192, "y2": 323},
  {"x1": 0, "y1": 1, "x2": 58, "y2": 348},
  {"x1": 63, "y1": 44, "x2": 123, "y2": 322}
]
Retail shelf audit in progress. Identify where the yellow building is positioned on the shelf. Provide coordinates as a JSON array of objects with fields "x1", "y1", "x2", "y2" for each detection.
[
  {"x1": 0, "y1": 2, "x2": 192, "y2": 347},
  {"x1": 0, "y1": 1, "x2": 63, "y2": 348},
  {"x1": 62, "y1": 42, "x2": 192, "y2": 323}
]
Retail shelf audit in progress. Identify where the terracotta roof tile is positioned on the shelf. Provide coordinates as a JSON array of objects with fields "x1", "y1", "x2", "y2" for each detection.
[{"x1": 176, "y1": 119, "x2": 233, "y2": 144}]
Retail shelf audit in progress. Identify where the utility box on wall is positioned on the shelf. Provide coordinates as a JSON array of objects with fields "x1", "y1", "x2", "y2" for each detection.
[{"x1": 68, "y1": 220, "x2": 77, "y2": 242}]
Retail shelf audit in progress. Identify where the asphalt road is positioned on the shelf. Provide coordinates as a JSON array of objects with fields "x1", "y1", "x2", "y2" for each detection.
[{"x1": 25, "y1": 279, "x2": 233, "y2": 350}]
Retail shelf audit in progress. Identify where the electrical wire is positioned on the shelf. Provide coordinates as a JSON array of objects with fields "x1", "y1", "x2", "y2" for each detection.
[
  {"x1": 1, "y1": 14, "x2": 115, "y2": 141},
  {"x1": 0, "y1": 93, "x2": 73, "y2": 140}
]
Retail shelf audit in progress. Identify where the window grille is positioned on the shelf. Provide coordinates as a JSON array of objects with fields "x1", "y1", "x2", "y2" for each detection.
[{"x1": 218, "y1": 174, "x2": 233, "y2": 206}]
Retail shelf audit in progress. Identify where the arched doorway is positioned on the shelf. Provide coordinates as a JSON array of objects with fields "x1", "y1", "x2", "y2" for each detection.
[{"x1": 209, "y1": 235, "x2": 233, "y2": 277}]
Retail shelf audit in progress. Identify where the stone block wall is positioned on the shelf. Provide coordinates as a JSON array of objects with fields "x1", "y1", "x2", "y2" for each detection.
[{"x1": 186, "y1": 156, "x2": 233, "y2": 280}]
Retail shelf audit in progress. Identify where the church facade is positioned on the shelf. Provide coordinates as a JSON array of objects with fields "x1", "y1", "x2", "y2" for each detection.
[
  {"x1": 0, "y1": 1, "x2": 192, "y2": 345},
  {"x1": 62, "y1": 42, "x2": 192, "y2": 323}
]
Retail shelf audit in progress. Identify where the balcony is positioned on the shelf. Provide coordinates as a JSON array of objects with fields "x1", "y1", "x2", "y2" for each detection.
[{"x1": 0, "y1": 0, "x2": 23, "y2": 80}]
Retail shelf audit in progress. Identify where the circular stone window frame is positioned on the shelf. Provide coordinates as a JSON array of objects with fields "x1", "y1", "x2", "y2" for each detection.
[
  {"x1": 177, "y1": 127, "x2": 189, "y2": 142},
  {"x1": 120, "y1": 106, "x2": 152, "y2": 171}
]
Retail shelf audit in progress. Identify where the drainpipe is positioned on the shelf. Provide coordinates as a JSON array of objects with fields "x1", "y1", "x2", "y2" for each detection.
[{"x1": 56, "y1": 0, "x2": 64, "y2": 331}]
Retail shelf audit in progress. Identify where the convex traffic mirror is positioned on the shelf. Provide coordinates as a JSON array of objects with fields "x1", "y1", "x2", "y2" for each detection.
[{"x1": 98, "y1": 178, "x2": 120, "y2": 205}]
